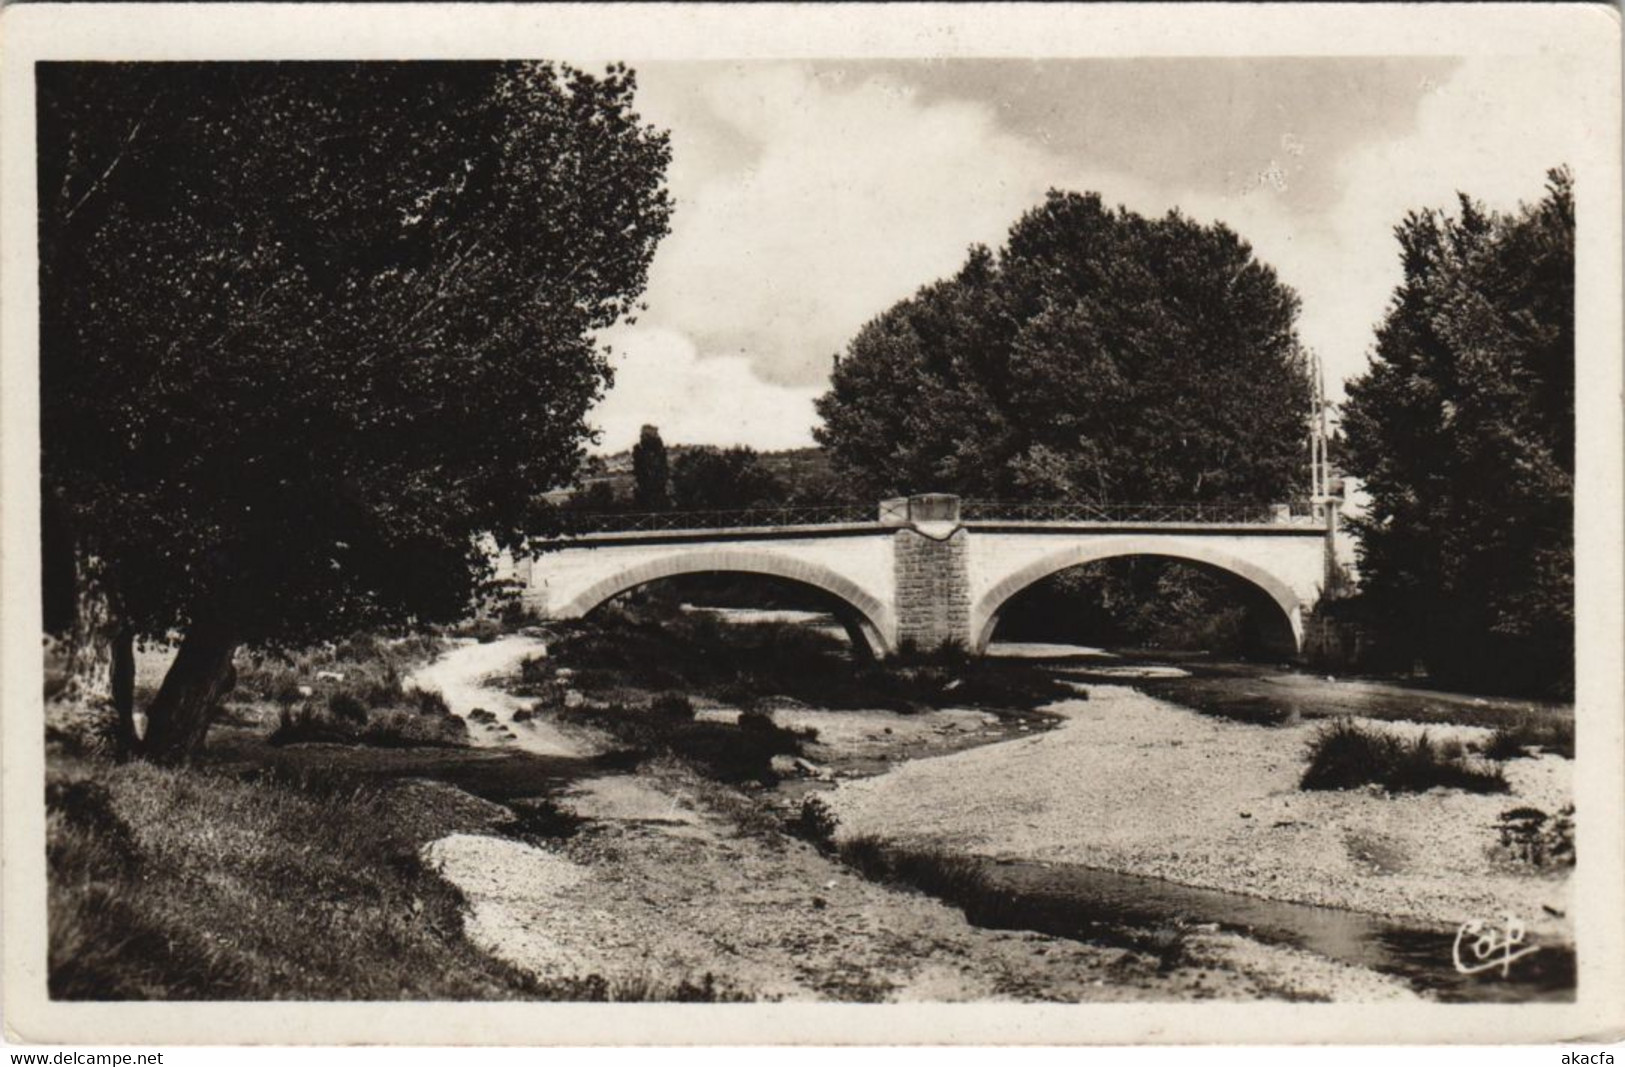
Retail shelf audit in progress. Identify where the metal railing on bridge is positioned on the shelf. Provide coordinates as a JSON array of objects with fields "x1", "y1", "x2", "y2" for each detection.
[
  {"x1": 961, "y1": 500, "x2": 1294, "y2": 525},
  {"x1": 542, "y1": 502, "x2": 878, "y2": 536},
  {"x1": 538, "y1": 498, "x2": 1318, "y2": 537}
]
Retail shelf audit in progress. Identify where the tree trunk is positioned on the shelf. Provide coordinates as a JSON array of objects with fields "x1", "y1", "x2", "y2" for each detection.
[
  {"x1": 109, "y1": 627, "x2": 137, "y2": 755},
  {"x1": 50, "y1": 564, "x2": 115, "y2": 708},
  {"x1": 142, "y1": 618, "x2": 237, "y2": 764}
]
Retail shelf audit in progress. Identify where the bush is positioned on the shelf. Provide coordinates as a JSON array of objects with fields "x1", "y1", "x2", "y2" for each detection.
[
  {"x1": 1301, "y1": 719, "x2": 1508, "y2": 794},
  {"x1": 328, "y1": 692, "x2": 368, "y2": 725},
  {"x1": 1497, "y1": 805, "x2": 1576, "y2": 867},
  {"x1": 1483, "y1": 717, "x2": 1575, "y2": 761},
  {"x1": 784, "y1": 795, "x2": 840, "y2": 850},
  {"x1": 270, "y1": 691, "x2": 467, "y2": 749},
  {"x1": 649, "y1": 693, "x2": 696, "y2": 722}
]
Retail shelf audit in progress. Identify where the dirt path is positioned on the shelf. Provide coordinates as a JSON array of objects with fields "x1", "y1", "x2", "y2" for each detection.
[{"x1": 406, "y1": 636, "x2": 589, "y2": 758}]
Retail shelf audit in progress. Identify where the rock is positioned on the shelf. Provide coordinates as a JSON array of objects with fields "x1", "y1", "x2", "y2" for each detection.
[
  {"x1": 793, "y1": 757, "x2": 832, "y2": 780},
  {"x1": 512, "y1": 707, "x2": 533, "y2": 723},
  {"x1": 563, "y1": 689, "x2": 585, "y2": 709},
  {"x1": 296, "y1": 685, "x2": 315, "y2": 698},
  {"x1": 1240, "y1": 811, "x2": 1253, "y2": 819},
  {"x1": 315, "y1": 670, "x2": 346, "y2": 682},
  {"x1": 554, "y1": 668, "x2": 575, "y2": 681},
  {"x1": 769, "y1": 754, "x2": 800, "y2": 776}
]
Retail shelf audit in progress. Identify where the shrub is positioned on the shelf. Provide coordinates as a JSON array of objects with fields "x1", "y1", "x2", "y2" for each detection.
[
  {"x1": 1497, "y1": 804, "x2": 1576, "y2": 867},
  {"x1": 1483, "y1": 717, "x2": 1575, "y2": 761},
  {"x1": 405, "y1": 687, "x2": 452, "y2": 718},
  {"x1": 648, "y1": 693, "x2": 696, "y2": 722},
  {"x1": 1301, "y1": 719, "x2": 1508, "y2": 794},
  {"x1": 784, "y1": 795, "x2": 840, "y2": 850},
  {"x1": 328, "y1": 692, "x2": 368, "y2": 724}
]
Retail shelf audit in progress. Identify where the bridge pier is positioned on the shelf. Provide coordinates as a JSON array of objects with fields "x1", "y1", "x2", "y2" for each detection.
[{"x1": 886, "y1": 494, "x2": 973, "y2": 651}]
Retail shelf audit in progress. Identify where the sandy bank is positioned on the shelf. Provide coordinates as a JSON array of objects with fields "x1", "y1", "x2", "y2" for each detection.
[{"x1": 823, "y1": 684, "x2": 1572, "y2": 937}]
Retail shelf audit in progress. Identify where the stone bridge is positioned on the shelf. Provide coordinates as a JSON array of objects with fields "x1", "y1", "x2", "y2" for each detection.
[{"x1": 495, "y1": 495, "x2": 1341, "y2": 658}]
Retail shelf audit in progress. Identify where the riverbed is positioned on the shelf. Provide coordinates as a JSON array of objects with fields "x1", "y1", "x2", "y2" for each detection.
[{"x1": 406, "y1": 623, "x2": 1573, "y2": 1002}]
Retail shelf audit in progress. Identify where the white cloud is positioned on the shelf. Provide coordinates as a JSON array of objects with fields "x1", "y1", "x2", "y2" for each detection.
[
  {"x1": 590, "y1": 57, "x2": 1589, "y2": 451},
  {"x1": 589, "y1": 326, "x2": 823, "y2": 453},
  {"x1": 631, "y1": 64, "x2": 1073, "y2": 387},
  {"x1": 1177, "y1": 56, "x2": 1585, "y2": 402}
]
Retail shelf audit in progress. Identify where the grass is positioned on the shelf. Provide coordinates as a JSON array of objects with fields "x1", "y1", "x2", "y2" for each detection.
[
  {"x1": 837, "y1": 834, "x2": 1019, "y2": 926},
  {"x1": 236, "y1": 633, "x2": 471, "y2": 749},
  {"x1": 1300, "y1": 719, "x2": 1509, "y2": 794},
  {"x1": 46, "y1": 749, "x2": 541, "y2": 1000},
  {"x1": 269, "y1": 686, "x2": 468, "y2": 748},
  {"x1": 45, "y1": 745, "x2": 754, "y2": 1001}
]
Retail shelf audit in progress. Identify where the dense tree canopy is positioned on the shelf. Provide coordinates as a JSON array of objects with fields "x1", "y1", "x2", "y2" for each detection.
[
  {"x1": 671, "y1": 446, "x2": 786, "y2": 511},
  {"x1": 1341, "y1": 169, "x2": 1573, "y2": 695},
  {"x1": 815, "y1": 191, "x2": 1315, "y2": 503},
  {"x1": 39, "y1": 61, "x2": 672, "y2": 757}
]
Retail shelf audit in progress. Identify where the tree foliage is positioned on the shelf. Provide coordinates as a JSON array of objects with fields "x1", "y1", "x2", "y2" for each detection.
[
  {"x1": 670, "y1": 446, "x2": 786, "y2": 511},
  {"x1": 1340, "y1": 169, "x2": 1574, "y2": 695},
  {"x1": 631, "y1": 424, "x2": 671, "y2": 510},
  {"x1": 39, "y1": 61, "x2": 673, "y2": 758},
  {"x1": 815, "y1": 190, "x2": 1314, "y2": 503}
]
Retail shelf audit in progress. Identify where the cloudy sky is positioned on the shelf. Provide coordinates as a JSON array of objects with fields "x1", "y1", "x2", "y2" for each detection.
[{"x1": 588, "y1": 55, "x2": 1587, "y2": 453}]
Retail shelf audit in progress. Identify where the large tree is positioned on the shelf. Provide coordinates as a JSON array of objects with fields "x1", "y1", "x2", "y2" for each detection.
[
  {"x1": 631, "y1": 424, "x2": 671, "y2": 510},
  {"x1": 815, "y1": 191, "x2": 1314, "y2": 503},
  {"x1": 813, "y1": 191, "x2": 1315, "y2": 654},
  {"x1": 670, "y1": 446, "x2": 786, "y2": 511},
  {"x1": 1341, "y1": 169, "x2": 1573, "y2": 695},
  {"x1": 39, "y1": 61, "x2": 672, "y2": 759}
]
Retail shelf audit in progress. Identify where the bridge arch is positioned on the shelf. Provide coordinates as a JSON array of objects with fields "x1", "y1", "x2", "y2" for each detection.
[
  {"x1": 554, "y1": 547, "x2": 895, "y2": 658},
  {"x1": 971, "y1": 537, "x2": 1305, "y2": 654}
]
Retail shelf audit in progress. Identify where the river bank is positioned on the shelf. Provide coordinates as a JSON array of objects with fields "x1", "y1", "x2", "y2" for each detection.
[{"x1": 820, "y1": 682, "x2": 1572, "y2": 938}]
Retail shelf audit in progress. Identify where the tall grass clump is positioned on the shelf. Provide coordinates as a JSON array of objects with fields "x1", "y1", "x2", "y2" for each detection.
[
  {"x1": 1483, "y1": 717, "x2": 1575, "y2": 761},
  {"x1": 1301, "y1": 719, "x2": 1508, "y2": 794},
  {"x1": 836, "y1": 835, "x2": 1020, "y2": 927}
]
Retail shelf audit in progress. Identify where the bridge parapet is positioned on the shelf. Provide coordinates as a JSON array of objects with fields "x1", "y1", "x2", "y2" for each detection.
[{"x1": 539, "y1": 496, "x2": 1325, "y2": 541}]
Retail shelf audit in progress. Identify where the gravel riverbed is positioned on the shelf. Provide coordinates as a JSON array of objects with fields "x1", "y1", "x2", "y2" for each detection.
[{"x1": 822, "y1": 683, "x2": 1572, "y2": 939}]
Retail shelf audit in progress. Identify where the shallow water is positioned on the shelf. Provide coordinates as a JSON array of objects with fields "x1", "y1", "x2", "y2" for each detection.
[
  {"x1": 972, "y1": 859, "x2": 1574, "y2": 1003},
  {"x1": 989, "y1": 642, "x2": 1571, "y2": 731}
]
